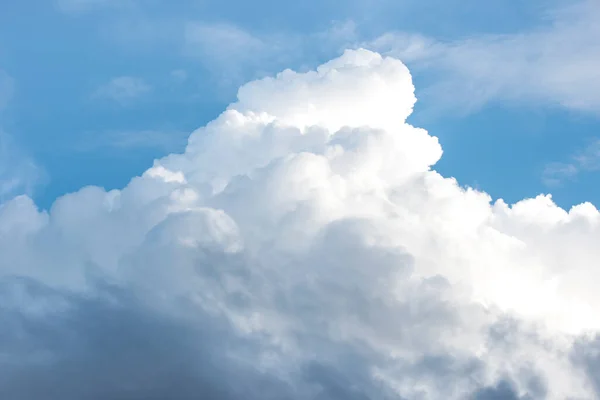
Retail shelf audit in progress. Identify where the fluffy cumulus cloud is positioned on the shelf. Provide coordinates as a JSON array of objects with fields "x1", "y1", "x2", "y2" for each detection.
[{"x1": 2, "y1": 49, "x2": 600, "y2": 399}]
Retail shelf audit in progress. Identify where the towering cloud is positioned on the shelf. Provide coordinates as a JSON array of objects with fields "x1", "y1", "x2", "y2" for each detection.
[{"x1": 1, "y1": 49, "x2": 600, "y2": 399}]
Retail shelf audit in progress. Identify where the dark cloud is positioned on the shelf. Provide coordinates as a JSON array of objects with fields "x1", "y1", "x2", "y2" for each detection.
[
  {"x1": 472, "y1": 380, "x2": 528, "y2": 400},
  {"x1": 0, "y1": 277, "x2": 296, "y2": 400}
]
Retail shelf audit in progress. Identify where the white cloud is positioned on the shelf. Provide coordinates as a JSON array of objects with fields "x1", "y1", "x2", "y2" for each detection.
[
  {"x1": 543, "y1": 138, "x2": 600, "y2": 186},
  {"x1": 365, "y1": 0, "x2": 600, "y2": 114},
  {"x1": 2, "y1": 49, "x2": 600, "y2": 399},
  {"x1": 93, "y1": 76, "x2": 151, "y2": 104}
]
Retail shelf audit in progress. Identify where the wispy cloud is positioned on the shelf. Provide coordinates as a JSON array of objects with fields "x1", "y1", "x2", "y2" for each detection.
[
  {"x1": 365, "y1": 0, "x2": 600, "y2": 115},
  {"x1": 170, "y1": 69, "x2": 188, "y2": 83},
  {"x1": 93, "y1": 76, "x2": 151, "y2": 105},
  {"x1": 53, "y1": 0, "x2": 600, "y2": 116},
  {"x1": 183, "y1": 20, "x2": 357, "y2": 89},
  {"x1": 0, "y1": 131, "x2": 45, "y2": 202},
  {"x1": 543, "y1": 139, "x2": 600, "y2": 186},
  {"x1": 0, "y1": 70, "x2": 15, "y2": 111},
  {"x1": 183, "y1": 22, "x2": 280, "y2": 86},
  {"x1": 0, "y1": 73, "x2": 44, "y2": 202},
  {"x1": 184, "y1": 23, "x2": 266, "y2": 62},
  {"x1": 74, "y1": 129, "x2": 188, "y2": 153}
]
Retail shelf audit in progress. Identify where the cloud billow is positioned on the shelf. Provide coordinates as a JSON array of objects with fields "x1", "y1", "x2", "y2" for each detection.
[{"x1": 1, "y1": 49, "x2": 600, "y2": 399}]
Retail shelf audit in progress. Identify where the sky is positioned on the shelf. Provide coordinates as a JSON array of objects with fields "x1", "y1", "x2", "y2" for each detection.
[
  {"x1": 2, "y1": 1, "x2": 600, "y2": 399},
  {"x1": 1, "y1": 0, "x2": 599, "y2": 209}
]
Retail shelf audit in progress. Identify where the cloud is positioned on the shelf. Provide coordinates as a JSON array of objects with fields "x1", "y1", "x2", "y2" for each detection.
[
  {"x1": 54, "y1": 0, "x2": 600, "y2": 115},
  {"x1": 0, "y1": 132, "x2": 45, "y2": 203},
  {"x1": 365, "y1": 0, "x2": 600, "y2": 114},
  {"x1": 184, "y1": 23, "x2": 266, "y2": 63},
  {"x1": 183, "y1": 22, "x2": 269, "y2": 87},
  {"x1": 93, "y1": 76, "x2": 151, "y2": 105},
  {"x1": 0, "y1": 70, "x2": 15, "y2": 111},
  {"x1": 0, "y1": 73, "x2": 45, "y2": 203},
  {"x1": 543, "y1": 138, "x2": 600, "y2": 186},
  {"x1": 170, "y1": 69, "x2": 188, "y2": 83},
  {"x1": 74, "y1": 129, "x2": 189, "y2": 153},
  {"x1": 183, "y1": 20, "x2": 358, "y2": 89},
  {"x1": 2, "y1": 49, "x2": 600, "y2": 399}
]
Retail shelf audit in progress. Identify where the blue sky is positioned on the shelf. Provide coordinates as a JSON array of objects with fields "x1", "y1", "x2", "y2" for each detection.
[{"x1": 1, "y1": 0, "x2": 599, "y2": 210}]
